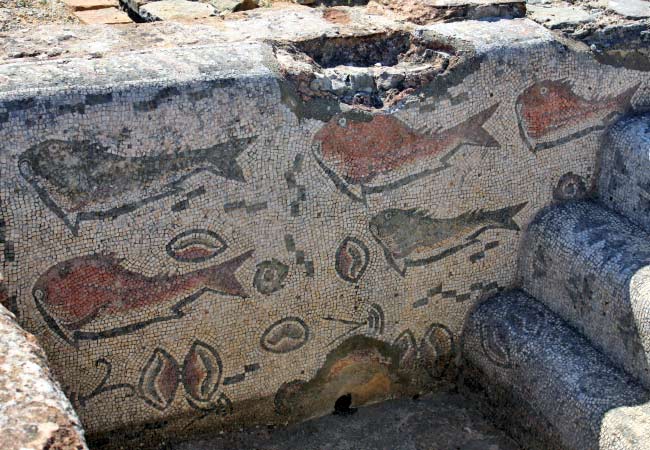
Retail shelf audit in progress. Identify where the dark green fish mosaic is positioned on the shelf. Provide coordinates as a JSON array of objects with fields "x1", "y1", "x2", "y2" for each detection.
[
  {"x1": 19, "y1": 137, "x2": 254, "y2": 234},
  {"x1": 369, "y1": 202, "x2": 527, "y2": 276}
]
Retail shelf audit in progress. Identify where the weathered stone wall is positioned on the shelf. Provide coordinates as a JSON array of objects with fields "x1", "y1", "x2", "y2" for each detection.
[
  {"x1": 0, "y1": 302, "x2": 87, "y2": 450},
  {"x1": 1, "y1": 15, "x2": 649, "y2": 442}
]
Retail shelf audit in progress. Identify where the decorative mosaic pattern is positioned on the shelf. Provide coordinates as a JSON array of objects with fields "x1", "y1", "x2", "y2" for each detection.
[{"x1": 0, "y1": 20, "x2": 649, "y2": 438}]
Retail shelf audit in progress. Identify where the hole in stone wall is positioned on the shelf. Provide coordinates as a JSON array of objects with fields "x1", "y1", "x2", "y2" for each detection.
[
  {"x1": 333, "y1": 393, "x2": 357, "y2": 415},
  {"x1": 233, "y1": 0, "x2": 260, "y2": 12},
  {"x1": 280, "y1": 32, "x2": 458, "y2": 109},
  {"x1": 294, "y1": 33, "x2": 411, "y2": 68}
]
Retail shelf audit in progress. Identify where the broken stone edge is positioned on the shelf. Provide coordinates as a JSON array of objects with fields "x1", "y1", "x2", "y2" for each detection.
[{"x1": 0, "y1": 303, "x2": 88, "y2": 450}]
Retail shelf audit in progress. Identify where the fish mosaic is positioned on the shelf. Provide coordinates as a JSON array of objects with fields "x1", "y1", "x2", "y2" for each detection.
[
  {"x1": 19, "y1": 138, "x2": 254, "y2": 234},
  {"x1": 166, "y1": 229, "x2": 228, "y2": 263},
  {"x1": 370, "y1": 203, "x2": 527, "y2": 276},
  {"x1": 516, "y1": 80, "x2": 639, "y2": 152},
  {"x1": 313, "y1": 104, "x2": 500, "y2": 203},
  {"x1": 32, "y1": 250, "x2": 253, "y2": 345}
]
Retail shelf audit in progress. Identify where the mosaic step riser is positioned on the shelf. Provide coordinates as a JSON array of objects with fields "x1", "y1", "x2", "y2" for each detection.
[
  {"x1": 463, "y1": 290, "x2": 650, "y2": 450},
  {"x1": 518, "y1": 201, "x2": 650, "y2": 389},
  {"x1": 599, "y1": 114, "x2": 650, "y2": 235}
]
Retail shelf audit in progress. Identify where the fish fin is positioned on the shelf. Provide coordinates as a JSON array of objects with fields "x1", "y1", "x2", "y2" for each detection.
[
  {"x1": 459, "y1": 209, "x2": 483, "y2": 222},
  {"x1": 491, "y1": 202, "x2": 528, "y2": 231},
  {"x1": 614, "y1": 82, "x2": 640, "y2": 113},
  {"x1": 456, "y1": 103, "x2": 500, "y2": 148},
  {"x1": 206, "y1": 250, "x2": 254, "y2": 298}
]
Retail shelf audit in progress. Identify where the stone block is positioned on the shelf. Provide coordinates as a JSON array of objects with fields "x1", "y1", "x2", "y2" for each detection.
[
  {"x1": 61, "y1": 0, "x2": 119, "y2": 11},
  {"x1": 608, "y1": 0, "x2": 650, "y2": 19},
  {"x1": 74, "y1": 7, "x2": 133, "y2": 24},
  {"x1": 139, "y1": 0, "x2": 217, "y2": 21},
  {"x1": 527, "y1": 4, "x2": 595, "y2": 30},
  {"x1": 0, "y1": 304, "x2": 88, "y2": 450}
]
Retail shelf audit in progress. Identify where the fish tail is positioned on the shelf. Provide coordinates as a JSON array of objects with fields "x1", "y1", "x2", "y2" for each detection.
[
  {"x1": 457, "y1": 103, "x2": 500, "y2": 148},
  {"x1": 206, "y1": 250, "x2": 254, "y2": 298},
  {"x1": 614, "y1": 82, "x2": 640, "y2": 113},
  {"x1": 487, "y1": 202, "x2": 527, "y2": 231},
  {"x1": 206, "y1": 137, "x2": 255, "y2": 182}
]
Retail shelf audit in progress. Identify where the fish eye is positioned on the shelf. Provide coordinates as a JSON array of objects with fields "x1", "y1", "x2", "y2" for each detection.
[
  {"x1": 384, "y1": 212, "x2": 392, "y2": 220},
  {"x1": 338, "y1": 118, "x2": 347, "y2": 128},
  {"x1": 540, "y1": 87, "x2": 548, "y2": 95},
  {"x1": 33, "y1": 289, "x2": 45, "y2": 301}
]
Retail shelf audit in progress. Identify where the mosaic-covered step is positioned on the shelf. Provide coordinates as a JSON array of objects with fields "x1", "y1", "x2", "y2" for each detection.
[
  {"x1": 464, "y1": 290, "x2": 650, "y2": 450},
  {"x1": 519, "y1": 201, "x2": 650, "y2": 389},
  {"x1": 600, "y1": 114, "x2": 650, "y2": 235}
]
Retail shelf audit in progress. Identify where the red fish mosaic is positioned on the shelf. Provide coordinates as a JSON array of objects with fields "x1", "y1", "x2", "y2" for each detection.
[
  {"x1": 313, "y1": 104, "x2": 500, "y2": 203},
  {"x1": 516, "y1": 79, "x2": 639, "y2": 151},
  {"x1": 33, "y1": 250, "x2": 253, "y2": 344}
]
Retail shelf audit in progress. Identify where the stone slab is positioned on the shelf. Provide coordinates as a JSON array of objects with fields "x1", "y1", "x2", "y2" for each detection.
[
  {"x1": 61, "y1": 0, "x2": 119, "y2": 11},
  {"x1": 208, "y1": 0, "x2": 258, "y2": 14},
  {"x1": 430, "y1": 0, "x2": 523, "y2": 4},
  {"x1": 608, "y1": 0, "x2": 650, "y2": 19},
  {"x1": 140, "y1": 0, "x2": 218, "y2": 21},
  {"x1": 527, "y1": 4, "x2": 595, "y2": 29},
  {"x1": 74, "y1": 7, "x2": 133, "y2": 24}
]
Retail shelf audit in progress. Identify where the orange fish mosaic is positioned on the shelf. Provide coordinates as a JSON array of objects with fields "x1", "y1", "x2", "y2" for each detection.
[
  {"x1": 313, "y1": 104, "x2": 500, "y2": 203},
  {"x1": 516, "y1": 79, "x2": 639, "y2": 151}
]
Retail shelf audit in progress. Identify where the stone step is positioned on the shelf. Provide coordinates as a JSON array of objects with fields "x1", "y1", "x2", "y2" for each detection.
[
  {"x1": 600, "y1": 114, "x2": 650, "y2": 234},
  {"x1": 463, "y1": 290, "x2": 650, "y2": 450},
  {"x1": 74, "y1": 7, "x2": 133, "y2": 24},
  {"x1": 518, "y1": 200, "x2": 650, "y2": 389},
  {"x1": 139, "y1": 0, "x2": 217, "y2": 21},
  {"x1": 61, "y1": 0, "x2": 119, "y2": 11}
]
